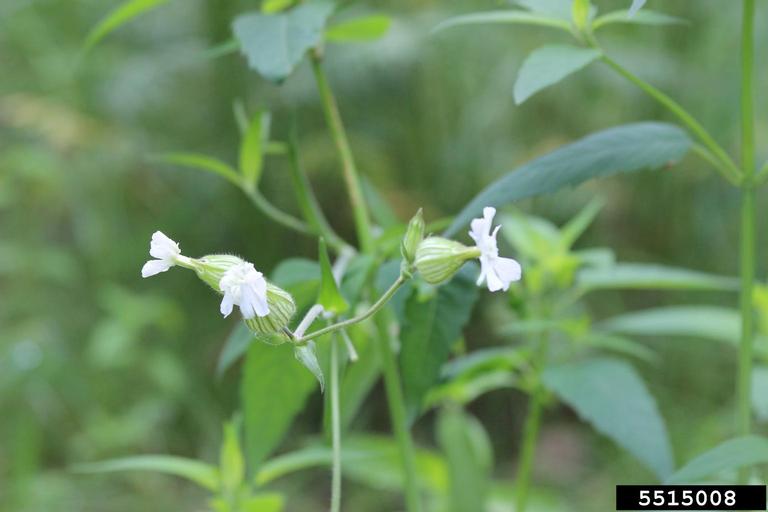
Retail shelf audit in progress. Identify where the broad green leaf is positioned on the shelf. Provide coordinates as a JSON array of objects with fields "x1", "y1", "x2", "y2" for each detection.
[
  {"x1": 514, "y1": 45, "x2": 601, "y2": 104},
  {"x1": 262, "y1": 0, "x2": 295, "y2": 14},
  {"x1": 217, "y1": 326, "x2": 289, "y2": 378},
  {"x1": 239, "y1": 110, "x2": 270, "y2": 187},
  {"x1": 596, "y1": 306, "x2": 742, "y2": 345},
  {"x1": 295, "y1": 341, "x2": 325, "y2": 390},
  {"x1": 543, "y1": 357, "x2": 673, "y2": 479},
  {"x1": 666, "y1": 436, "x2": 768, "y2": 484},
  {"x1": 84, "y1": 0, "x2": 169, "y2": 50},
  {"x1": 629, "y1": 0, "x2": 647, "y2": 17},
  {"x1": 577, "y1": 263, "x2": 738, "y2": 291},
  {"x1": 400, "y1": 266, "x2": 479, "y2": 418},
  {"x1": 154, "y1": 152, "x2": 242, "y2": 188},
  {"x1": 444, "y1": 123, "x2": 692, "y2": 237},
  {"x1": 326, "y1": 15, "x2": 392, "y2": 42},
  {"x1": 242, "y1": 494, "x2": 284, "y2": 512},
  {"x1": 432, "y1": 11, "x2": 571, "y2": 35},
  {"x1": 242, "y1": 342, "x2": 316, "y2": 466},
  {"x1": 593, "y1": 9, "x2": 686, "y2": 30},
  {"x1": 317, "y1": 238, "x2": 348, "y2": 314},
  {"x1": 219, "y1": 420, "x2": 245, "y2": 493},
  {"x1": 752, "y1": 366, "x2": 768, "y2": 422},
  {"x1": 437, "y1": 408, "x2": 492, "y2": 512},
  {"x1": 233, "y1": 2, "x2": 334, "y2": 83},
  {"x1": 72, "y1": 455, "x2": 218, "y2": 490}
]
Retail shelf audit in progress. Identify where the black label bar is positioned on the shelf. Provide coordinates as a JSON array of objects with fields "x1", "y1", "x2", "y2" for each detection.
[{"x1": 616, "y1": 485, "x2": 766, "y2": 510}]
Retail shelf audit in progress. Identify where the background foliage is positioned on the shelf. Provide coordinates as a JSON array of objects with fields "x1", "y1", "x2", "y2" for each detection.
[{"x1": 2, "y1": 0, "x2": 768, "y2": 510}]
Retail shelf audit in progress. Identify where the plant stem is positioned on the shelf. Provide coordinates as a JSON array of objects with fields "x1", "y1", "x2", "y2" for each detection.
[
  {"x1": 330, "y1": 335, "x2": 342, "y2": 512},
  {"x1": 295, "y1": 275, "x2": 408, "y2": 344},
  {"x1": 737, "y1": 0, "x2": 756, "y2": 482},
  {"x1": 241, "y1": 186, "x2": 313, "y2": 235},
  {"x1": 373, "y1": 313, "x2": 423, "y2": 512},
  {"x1": 286, "y1": 132, "x2": 351, "y2": 253},
  {"x1": 597, "y1": 53, "x2": 742, "y2": 183},
  {"x1": 514, "y1": 331, "x2": 549, "y2": 512},
  {"x1": 310, "y1": 51, "x2": 374, "y2": 253}
]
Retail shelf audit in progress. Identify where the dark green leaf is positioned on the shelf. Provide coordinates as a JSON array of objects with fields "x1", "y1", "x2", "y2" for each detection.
[
  {"x1": 72, "y1": 455, "x2": 218, "y2": 490},
  {"x1": 399, "y1": 266, "x2": 479, "y2": 419},
  {"x1": 515, "y1": 44, "x2": 600, "y2": 105},
  {"x1": 543, "y1": 357, "x2": 673, "y2": 480},
  {"x1": 432, "y1": 10, "x2": 571, "y2": 34},
  {"x1": 233, "y1": 2, "x2": 334, "y2": 83},
  {"x1": 84, "y1": 0, "x2": 170, "y2": 50},
  {"x1": 437, "y1": 408, "x2": 492, "y2": 512},
  {"x1": 242, "y1": 342, "x2": 316, "y2": 466},
  {"x1": 445, "y1": 123, "x2": 692, "y2": 237},
  {"x1": 666, "y1": 436, "x2": 768, "y2": 484},
  {"x1": 326, "y1": 15, "x2": 392, "y2": 42},
  {"x1": 317, "y1": 238, "x2": 348, "y2": 314},
  {"x1": 577, "y1": 263, "x2": 738, "y2": 291}
]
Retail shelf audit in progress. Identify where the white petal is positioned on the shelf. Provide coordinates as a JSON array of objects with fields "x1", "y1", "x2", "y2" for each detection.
[
  {"x1": 485, "y1": 265, "x2": 506, "y2": 292},
  {"x1": 149, "y1": 231, "x2": 180, "y2": 260},
  {"x1": 239, "y1": 287, "x2": 257, "y2": 319},
  {"x1": 252, "y1": 292, "x2": 270, "y2": 317},
  {"x1": 220, "y1": 293, "x2": 235, "y2": 318},
  {"x1": 141, "y1": 259, "x2": 171, "y2": 278},
  {"x1": 494, "y1": 257, "x2": 522, "y2": 283},
  {"x1": 482, "y1": 207, "x2": 496, "y2": 222}
]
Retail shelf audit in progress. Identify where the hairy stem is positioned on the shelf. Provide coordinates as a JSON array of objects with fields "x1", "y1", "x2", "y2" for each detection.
[
  {"x1": 597, "y1": 53, "x2": 741, "y2": 183},
  {"x1": 373, "y1": 313, "x2": 423, "y2": 512},
  {"x1": 310, "y1": 51, "x2": 374, "y2": 252},
  {"x1": 737, "y1": 0, "x2": 756, "y2": 482},
  {"x1": 295, "y1": 274, "x2": 408, "y2": 344},
  {"x1": 330, "y1": 335, "x2": 342, "y2": 512}
]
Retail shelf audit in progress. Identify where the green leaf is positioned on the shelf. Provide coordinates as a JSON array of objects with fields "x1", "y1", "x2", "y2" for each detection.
[
  {"x1": 560, "y1": 198, "x2": 604, "y2": 248},
  {"x1": 72, "y1": 455, "x2": 219, "y2": 490},
  {"x1": 577, "y1": 263, "x2": 739, "y2": 291},
  {"x1": 294, "y1": 341, "x2": 325, "y2": 390},
  {"x1": 84, "y1": 0, "x2": 170, "y2": 50},
  {"x1": 629, "y1": 0, "x2": 647, "y2": 16},
  {"x1": 445, "y1": 123, "x2": 692, "y2": 237},
  {"x1": 262, "y1": 0, "x2": 295, "y2": 14},
  {"x1": 326, "y1": 15, "x2": 392, "y2": 42},
  {"x1": 571, "y1": 0, "x2": 590, "y2": 30},
  {"x1": 242, "y1": 342, "x2": 316, "y2": 466},
  {"x1": 514, "y1": 45, "x2": 601, "y2": 104},
  {"x1": 542, "y1": 357, "x2": 673, "y2": 480},
  {"x1": 581, "y1": 332, "x2": 657, "y2": 363},
  {"x1": 154, "y1": 152, "x2": 242, "y2": 188},
  {"x1": 317, "y1": 238, "x2": 348, "y2": 314},
  {"x1": 596, "y1": 306, "x2": 742, "y2": 345},
  {"x1": 239, "y1": 110, "x2": 270, "y2": 187},
  {"x1": 271, "y1": 258, "x2": 321, "y2": 311},
  {"x1": 340, "y1": 322, "x2": 380, "y2": 430},
  {"x1": 513, "y1": 0, "x2": 573, "y2": 19},
  {"x1": 219, "y1": 419, "x2": 245, "y2": 493},
  {"x1": 256, "y1": 446, "x2": 333, "y2": 485},
  {"x1": 666, "y1": 436, "x2": 768, "y2": 484},
  {"x1": 437, "y1": 408, "x2": 492, "y2": 512},
  {"x1": 218, "y1": 326, "x2": 289, "y2": 378},
  {"x1": 593, "y1": 9, "x2": 686, "y2": 30},
  {"x1": 400, "y1": 266, "x2": 479, "y2": 419},
  {"x1": 752, "y1": 366, "x2": 768, "y2": 423},
  {"x1": 242, "y1": 494, "x2": 284, "y2": 512},
  {"x1": 432, "y1": 10, "x2": 572, "y2": 34},
  {"x1": 233, "y1": 1, "x2": 335, "y2": 83}
]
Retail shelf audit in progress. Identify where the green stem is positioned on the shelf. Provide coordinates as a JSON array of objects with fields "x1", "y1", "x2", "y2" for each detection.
[
  {"x1": 597, "y1": 53, "x2": 742, "y2": 183},
  {"x1": 514, "y1": 331, "x2": 549, "y2": 512},
  {"x1": 330, "y1": 335, "x2": 342, "y2": 512},
  {"x1": 737, "y1": 0, "x2": 756, "y2": 482},
  {"x1": 295, "y1": 274, "x2": 408, "y2": 344},
  {"x1": 286, "y1": 132, "x2": 351, "y2": 253},
  {"x1": 373, "y1": 313, "x2": 423, "y2": 512},
  {"x1": 241, "y1": 186, "x2": 312, "y2": 235},
  {"x1": 310, "y1": 51, "x2": 374, "y2": 252}
]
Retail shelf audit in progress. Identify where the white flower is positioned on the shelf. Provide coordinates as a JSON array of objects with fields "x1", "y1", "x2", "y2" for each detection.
[
  {"x1": 218, "y1": 261, "x2": 270, "y2": 319},
  {"x1": 141, "y1": 231, "x2": 182, "y2": 278},
  {"x1": 469, "y1": 207, "x2": 522, "y2": 292}
]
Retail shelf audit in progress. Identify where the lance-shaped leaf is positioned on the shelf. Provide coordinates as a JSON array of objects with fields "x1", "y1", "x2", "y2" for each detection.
[
  {"x1": 239, "y1": 110, "x2": 271, "y2": 187},
  {"x1": 444, "y1": 123, "x2": 692, "y2": 237},
  {"x1": 317, "y1": 238, "x2": 348, "y2": 314},
  {"x1": 433, "y1": 10, "x2": 571, "y2": 34},
  {"x1": 219, "y1": 419, "x2": 245, "y2": 494},
  {"x1": 84, "y1": 0, "x2": 170, "y2": 50},
  {"x1": 154, "y1": 152, "x2": 242, "y2": 188},
  {"x1": 514, "y1": 45, "x2": 601, "y2": 104},
  {"x1": 593, "y1": 9, "x2": 687, "y2": 30},
  {"x1": 667, "y1": 436, "x2": 768, "y2": 484},
  {"x1": 72, "y1": 455, "x2": 219, "y2": 490},
  {"x1": 399, "y1": 265, "x2": 479, "y2": 419},
  {"x1": 326, "y1": 15, "x2": 392, "y2": 42},
  {"x1": 233, "y1": 1, "x2": 335, "y2": 83},
  {"x1": 577, "y1": 263, "x2": 739, "y2": 291},
  {"x1": 295, "y1": 341, "x2": 325, "y2": 390},
  {"x1": 543, "y1": 357, "x2": 673, "y2": 480}
]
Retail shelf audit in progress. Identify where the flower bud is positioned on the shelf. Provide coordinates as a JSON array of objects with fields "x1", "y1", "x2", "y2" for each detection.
[
  {"x1": 414, "y1": 237, "x2": 480, "y2": 285},
  {"x1": 244, "y1": 284, "x2": 296, "y2": 334},
  {"x1": 401, "y1": 208, "x2": 425, "y2": 265}
]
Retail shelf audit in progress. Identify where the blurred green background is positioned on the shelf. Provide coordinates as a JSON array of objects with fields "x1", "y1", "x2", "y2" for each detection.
[{"x1": 2, "y1": 0, "x2": 768, "y2": 510}]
